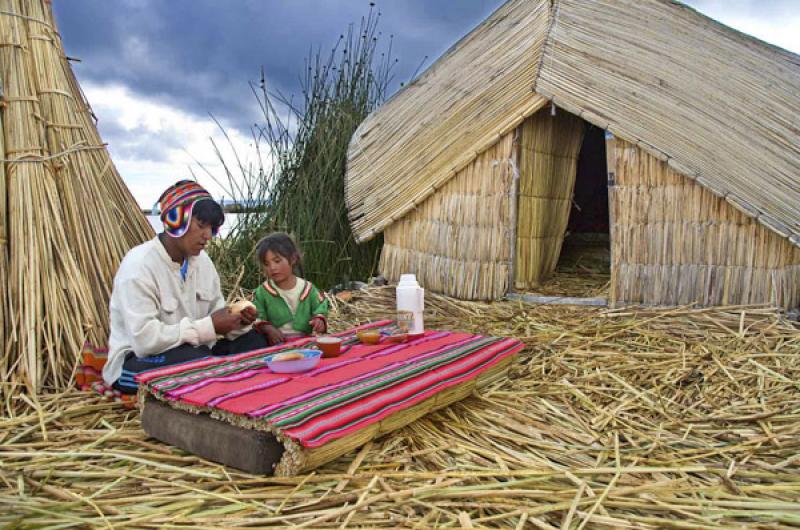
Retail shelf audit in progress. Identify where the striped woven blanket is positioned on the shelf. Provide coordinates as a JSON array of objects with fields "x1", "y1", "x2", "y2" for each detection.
[{"x1": 137, "y1": 321, "x2": 523, "y2": 448}]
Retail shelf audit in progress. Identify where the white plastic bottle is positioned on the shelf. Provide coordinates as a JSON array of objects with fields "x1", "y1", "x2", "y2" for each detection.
[{"x1": 396, "y1": 273, "x2": 425, "y2": 336}]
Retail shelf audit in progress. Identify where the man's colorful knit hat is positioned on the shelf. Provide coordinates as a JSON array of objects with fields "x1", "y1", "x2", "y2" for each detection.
[{"x1": 158, "y1": 180, "x2": 215, "y2": 238}]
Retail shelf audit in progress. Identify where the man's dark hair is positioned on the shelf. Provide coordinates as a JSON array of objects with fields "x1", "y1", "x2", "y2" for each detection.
[{"x1": 193, "y1": 199, "x2": 225, "y2": 232}]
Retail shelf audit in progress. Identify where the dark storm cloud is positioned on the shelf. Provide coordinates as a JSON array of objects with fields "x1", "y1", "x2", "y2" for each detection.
[
  {"x1": 53, "y1": 0, "x2": 504, "y2": 131},
  {"x1": 52, "y1": 0, "x2": 794, "y2": 134}
]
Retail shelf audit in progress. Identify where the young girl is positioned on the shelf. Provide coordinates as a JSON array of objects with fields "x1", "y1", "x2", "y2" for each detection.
[{"x1": 253, "y1": 232, "x2": 329, "y2": 345}]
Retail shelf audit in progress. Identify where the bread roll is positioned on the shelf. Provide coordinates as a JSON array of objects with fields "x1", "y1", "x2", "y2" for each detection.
[
  {"x1": 229, "y1": 300, "x2": 256, "y2": 315},
  {"x1": 273, "y1": 352, "x2": 304, "y2": 362}
]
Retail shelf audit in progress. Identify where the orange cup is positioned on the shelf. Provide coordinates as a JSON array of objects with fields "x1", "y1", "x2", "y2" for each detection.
[{"x1": 317, "y1": 336, "x2": 342, "y2": 358}]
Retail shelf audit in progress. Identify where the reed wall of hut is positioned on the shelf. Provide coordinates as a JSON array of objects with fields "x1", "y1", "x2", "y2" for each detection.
[
  {"x1": 514, "y1": 109, "x2": 585, "y2": 289},
  {"x1": 610, "y1": 139, "x2": 800, "y2": 309},
  {"x1": 380, "y1": 132, "x2": 516, "y2": 301}
]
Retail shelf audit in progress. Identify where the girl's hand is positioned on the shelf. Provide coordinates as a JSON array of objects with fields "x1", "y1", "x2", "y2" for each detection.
[
  {"x1": 309, "y1": 316, "x2": 327, "y2": 335},
  {"x1": 255, "y1": 321, "x2": 285, "y2": 345}
]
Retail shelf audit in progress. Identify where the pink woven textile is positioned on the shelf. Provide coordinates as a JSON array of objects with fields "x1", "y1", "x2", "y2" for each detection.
[{"x1": 138, "y1": 321, "x2": 523, "y2": 448}]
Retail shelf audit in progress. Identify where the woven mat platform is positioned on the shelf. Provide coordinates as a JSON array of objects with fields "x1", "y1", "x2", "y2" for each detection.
[{"x1": 137, "y1": 321, "x2": 523, "y2": 475}]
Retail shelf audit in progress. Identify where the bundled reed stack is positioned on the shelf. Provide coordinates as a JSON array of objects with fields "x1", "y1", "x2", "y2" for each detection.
[{"x1": 0, "y1": 0, "x2": 153, "y2": 395}]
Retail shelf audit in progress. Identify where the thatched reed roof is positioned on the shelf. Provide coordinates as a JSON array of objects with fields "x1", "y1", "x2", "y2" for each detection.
[
  {"x1": 346, "y1": 0, "x2": 800, "y2": 248},
  {"x1": 345, "y1": 0, "x2": 550, "y2": 242}
]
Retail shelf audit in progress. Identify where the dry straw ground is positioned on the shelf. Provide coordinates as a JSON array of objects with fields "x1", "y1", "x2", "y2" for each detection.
[{"x1": 2, "y1": 287, "x2": 800, "y2": 528}]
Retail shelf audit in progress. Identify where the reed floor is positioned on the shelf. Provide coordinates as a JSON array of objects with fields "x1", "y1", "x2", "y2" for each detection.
[
  {"x1": 518, "y1": 236, "x2": 611, "y2": 298},
  {"x1": 3, "y1": 287, "x2": 799, "y2": 528}
]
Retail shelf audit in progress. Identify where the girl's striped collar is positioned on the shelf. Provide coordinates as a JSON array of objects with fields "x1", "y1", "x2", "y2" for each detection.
[{"x1": 263, "y1": 278, "x2": 312, "y2": 301}]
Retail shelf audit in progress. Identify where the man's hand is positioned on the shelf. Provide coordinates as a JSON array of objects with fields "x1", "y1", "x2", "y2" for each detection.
[
  {"x1": 211, "y1": 308, "x2": 245, "y2": 335},
  {"x1": 309, "y1": 316, "x2": 326, "y2": 335},
  {"x1": 255, "y1": 321, "x2": 285, "y2": 345},
  {"x1": 239, "y1": 305, "x2": 257, "y2": 325}
]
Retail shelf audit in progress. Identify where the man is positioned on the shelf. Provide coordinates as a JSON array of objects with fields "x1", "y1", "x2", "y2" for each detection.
[{"x1": 102, "y1": 180, "x2": 267, "y2": 393}]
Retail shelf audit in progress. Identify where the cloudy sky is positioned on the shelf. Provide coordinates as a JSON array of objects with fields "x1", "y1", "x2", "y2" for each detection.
[{"x1": 52, "y1": 1, "x2": 799, "y2": 208}]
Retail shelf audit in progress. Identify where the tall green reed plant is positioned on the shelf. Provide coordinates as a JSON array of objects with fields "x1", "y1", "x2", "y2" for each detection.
[{"x1": 208, "y1": 7, "x2": 393, "y2": 294}]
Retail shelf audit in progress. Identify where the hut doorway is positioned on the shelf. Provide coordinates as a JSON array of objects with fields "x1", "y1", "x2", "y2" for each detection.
[
  {"x1": 512, "y1": 110, "x2": 610, "y2": 300},
  {"x1": 556, "y1": 123, "x2": 611, "y2": 297}
]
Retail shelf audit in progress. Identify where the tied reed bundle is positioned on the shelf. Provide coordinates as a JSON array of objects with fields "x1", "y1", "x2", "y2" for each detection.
[
  {"x1": 0, "y1": 72, "x2": 7, "y2": 379},
  {"x1": 3, "y1": 288, "x2": 800, "y2": 528},
  {"x1": 0, "y1": 1, "x2": 153, "y2": 397}
]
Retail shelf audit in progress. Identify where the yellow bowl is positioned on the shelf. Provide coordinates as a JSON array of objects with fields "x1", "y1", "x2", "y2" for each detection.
[{"x1": 356, "y1": 330, "x2": 381, "y2": 345}]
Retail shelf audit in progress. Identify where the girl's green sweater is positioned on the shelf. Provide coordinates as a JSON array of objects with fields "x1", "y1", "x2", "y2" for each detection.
[{"x1": 252, "y1": 278, "x2": 329, "y2": 335}]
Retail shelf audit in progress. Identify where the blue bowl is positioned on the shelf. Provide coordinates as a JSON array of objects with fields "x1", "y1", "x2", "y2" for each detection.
[{"x1": 266, "y1": 349, "x2": 322, "y2": 373}]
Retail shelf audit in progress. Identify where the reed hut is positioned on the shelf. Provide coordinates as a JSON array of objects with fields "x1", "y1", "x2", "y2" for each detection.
[
  {"x1": 344, "y1": 0, "x2": 800, "y2": 308},
  {"x1": 0, "y1": 0, "x2": 153, "y2": 394}
]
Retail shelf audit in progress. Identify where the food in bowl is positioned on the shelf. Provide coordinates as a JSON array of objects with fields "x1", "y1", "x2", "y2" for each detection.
[
  {"x1": 266, "y1": 349, "x2": 321, "y2": 373},
  {"x1": 356, "y1": 330, "x2": 381, "y2": 345},
  {"x1": 273, "y1": 351, "x2": 304, "y2": 362}
]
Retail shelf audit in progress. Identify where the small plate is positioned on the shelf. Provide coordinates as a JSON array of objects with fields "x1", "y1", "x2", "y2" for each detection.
[
  {"x1": 382, "y1": 331, "x2": 408, "y2": 343},
  {"x1": 266, "y1": 349, "x2": 322, "y2": 373}
]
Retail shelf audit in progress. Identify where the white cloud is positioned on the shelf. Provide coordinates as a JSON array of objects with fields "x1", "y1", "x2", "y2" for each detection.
[
  {"x1": 83, "y1": 82, "x2": 262, "y2": 208},
  {"x1": 719, "y1": 16, "x2": 800, "y2": 54},
  {"x1": 685, "y1": 1, "x2": 800, "y2": 54}
]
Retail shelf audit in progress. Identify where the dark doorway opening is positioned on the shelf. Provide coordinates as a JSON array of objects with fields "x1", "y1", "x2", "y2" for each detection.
[
  {"x1": 568, "y1": 123, "x2": 609, "y2": 235},
  {"x1": 552, "y1": 122, "x2": 611, "y2": 296}
]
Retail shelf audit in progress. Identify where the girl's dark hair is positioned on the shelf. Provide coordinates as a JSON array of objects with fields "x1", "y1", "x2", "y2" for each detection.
[
  {"x1": 256, "y1": 232, "x2": 304, "y2": 277},
  {"x1": 193, "y1": 199, "x2": 225, "y2": 232}
]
